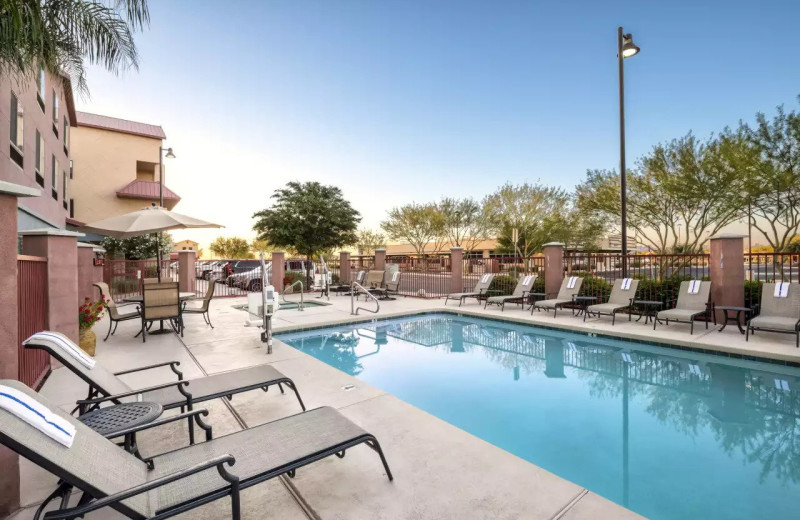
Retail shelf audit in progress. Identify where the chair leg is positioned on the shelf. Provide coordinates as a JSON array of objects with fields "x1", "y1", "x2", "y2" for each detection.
[
  {"x1": 745, "y1": 325, "x2": 750, "y2": 342},
  {"x1": 206, "y1": 311, "x2": 214, "y2": 329},
  {"x1": 284, "y1": 381, "x2": 306, "y2": 411},
  {"x1": 141, "y1": 319, "x2": 146, "y2": 343},
  {"x1": 690, "y1": 318, "x2": 695, "y2": 335},
  {"x1": 365, "y1": 437, "x2": 394, "y2": 481},
  {"x1": 104, "y1": 318, "x2": 113, "y2": 341}
]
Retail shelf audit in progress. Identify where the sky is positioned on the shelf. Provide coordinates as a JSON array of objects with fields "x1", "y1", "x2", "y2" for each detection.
[{"x1": 76, "y1": 0, "x2": 800, "y2": 250}]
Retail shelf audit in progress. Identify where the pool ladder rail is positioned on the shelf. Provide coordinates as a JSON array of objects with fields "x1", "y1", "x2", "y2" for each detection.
[
  {"x1": 351, "y1": 282, "x2": 380, "y2": 315},
  {"x1": 281, "y1": 280, "x2": 305, "y2": 311}
]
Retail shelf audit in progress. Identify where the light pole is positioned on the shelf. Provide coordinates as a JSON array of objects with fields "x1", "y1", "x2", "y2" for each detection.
[
  {"x1": 618, "y1": 27, "x2": 640, "y2": 276},
  {"x1": 158, "y1": 146, "x2": 176, "y2": 208}
]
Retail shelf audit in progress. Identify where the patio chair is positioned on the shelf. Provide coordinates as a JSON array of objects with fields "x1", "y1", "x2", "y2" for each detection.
[
  {"x1": 182, "y1": 279, "x2": 216, "y2": 328},
  {"x1": 655, "y1": 280, "x2": 714, "y2": 334},
  {"x1": 584, "y1": 278, "x2": 639, "y2": 324},
  {"x1": 23, "y1": 331, "x2": 306, "y2": 444},
  {"x1": 333, "y1": 270, "x2": 366, "y2": 294},
  {"x1": 484, "y1": 275, "x2": 537, "y2": 311},
  {"x1": 139, "y1": 282, "x2": 182, "y2": 342},
  {"x1": 93, "y1": 282, "x2": 140, "y2": 341},
  {"x1": 445, "y1": 273, "x2": 495, "y2": 306},
  {"x1": 0, "y1": 379, "x2": 392, "y2": 520},
  {"x1": 533, "y1": 276, "x2": 584, "y2": 317},
  {"x1": 746, "y1": 282, "x2": 800, "y2": 347},
  {"x1": 142, "y1": 277, "x2": 159, "y2": 285},
  {"x1": 385, "y1": 271, "x2": 402, "y2": 297},
  {"x1": 363, "y1": 270, "x2": 388, "y2": 300}
]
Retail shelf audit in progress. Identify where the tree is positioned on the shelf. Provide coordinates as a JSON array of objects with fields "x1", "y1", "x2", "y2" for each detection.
[
  {"x1": 356, "y1": 229, "x2": 386, "y2": 255},
  {"x1": 736, "y1": 100, "x2": 800, "y2": 252},
  {"x1": 209, "y1": 237, "x2": 252, "y2": 259},
  {"x1": 101, "y1": 233, "x2": 172, "y2": 260},
  {"x1": 381, "y1": 203, "x2": 446, "y2": 257},
  {"x1": 438, "y1": 197, "x2": 491, "y2": 254},
  {"x1": 253, "y1": 182, "x2": 360, "y2": 280},
  {"x1": 0, "y1": 0, "x2": 149, "y2": 96}
]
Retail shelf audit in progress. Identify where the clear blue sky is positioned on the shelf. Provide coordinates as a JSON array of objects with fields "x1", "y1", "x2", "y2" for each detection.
[{"x1": 78, "y1": 0, "x2": 800, "y2": 246}]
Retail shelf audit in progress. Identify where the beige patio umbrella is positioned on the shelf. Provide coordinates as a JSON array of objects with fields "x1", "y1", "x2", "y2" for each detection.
[{"x1": 83, "y1": 204, "x2": 222, "y2": 281}]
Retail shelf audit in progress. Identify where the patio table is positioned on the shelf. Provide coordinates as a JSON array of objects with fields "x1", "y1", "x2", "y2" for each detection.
[
  {"x1": 716, "y1": 305, "x2": 753, "y2": 334},
  {"x1": 123, "y1": 292, "x2": 196, "y2": 335},
  {"x1": 78, "y1": 402, "x2": 163, "y2": 458},
  {"x1": 572, "y1": 296, "x2": 597, "y2": 316},
  {"x1": 630, "y1": 300, "x2": 663, "y2": 325}
]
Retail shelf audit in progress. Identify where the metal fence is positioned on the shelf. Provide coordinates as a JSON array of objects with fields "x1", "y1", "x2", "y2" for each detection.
[
  {"x1": 743, "y1": 253, "x2": 800, "y2": 311},
  {"x1": 463, "y1": 255, "x2": 546, "y2": 296},
  {"x1": 18, "y1": 256, "x2": 49, "y2": 388},
  {"x1": 388, "y1": 254, "x2": 452, "y2": 297},
  {"x1": 103, "y1": 259, "x2": 179, "y2": 301}
]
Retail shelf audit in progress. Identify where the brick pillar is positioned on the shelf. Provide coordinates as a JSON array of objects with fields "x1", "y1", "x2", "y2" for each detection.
[
  {"x1": 543, "y1": 242, "x2": 565, "y2": 298},
  {"x1": 21, "y1": 229, "x2": 82, "y2": 343},
  {"x1": 339, "y1": 251, "x2": 351, "y2": 283},
  {"x1": 178, "y1": 250, "x2": 197, "y2": 293},
  {"x1": 272, "y1": 251, "x2": 285, "y2": 291},
  {"x1": 374, "y1": 249, "x2": 386, "y2": 271},
  {"x1": 450, "y1": 247, "x2": 464, "y2": 293},
  {"x1": 709, "y1": 233, "x2": 745, "y2": 324},
  {"x1": 77, "y1": 243, "x2": 97, "y2": 302},
  {"x1": 0, "y1": 182, "x2": 40, "y2": 517}
]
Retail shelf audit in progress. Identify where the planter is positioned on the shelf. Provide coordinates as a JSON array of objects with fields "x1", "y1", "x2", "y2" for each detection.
[{"x1": 78, "y1": 328, "x2": 96, "y2": 357}]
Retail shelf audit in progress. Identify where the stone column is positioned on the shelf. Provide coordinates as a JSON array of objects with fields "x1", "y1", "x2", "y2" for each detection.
[
  {"x1": 543, "y1": 242, "x2": 565, "y2": 298},
  {"x1": 77, "y1": 243, "x2": 97, "y2": 302},
  {"x1": 374, "y1": 249, "x2": 386, "y2": 271},
  {"x1": 339, "y1": 251, "x2": 351, "y2": 283},
  {"x1": 0, "y1": 181, "x2": 39, "y2": 517},
  {"x1": 21, "y1": 229, "x2": 82, "y2": 343},
  {"x1": 271, "y1": 251, "x2": 285, "y2": 291},
  {"x1": 178, "y1": 250, "x2": 197, "y2": 294},
  {"x1": 450, "y1": 247, "x2": 464, "y2": 293},
  {"x1": 709, "y1": 233, "x2": 745, "y2": 324}
]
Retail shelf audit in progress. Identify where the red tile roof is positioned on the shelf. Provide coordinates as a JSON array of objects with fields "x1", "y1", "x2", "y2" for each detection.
[
  {"x1": 75, "y1": 111, "x2": 166, "y2": 140},
  {"x1": 116, "y1": 180, "x2": 180, "y2": 202}
]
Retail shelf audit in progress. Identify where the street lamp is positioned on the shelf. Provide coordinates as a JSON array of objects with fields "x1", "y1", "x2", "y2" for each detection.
[
  {"x1": 158, "y1": 146, "x2": 176, "y2": 208},
  {"x1": 618, "y1": 27, "x2": 640, "y2": 276}
]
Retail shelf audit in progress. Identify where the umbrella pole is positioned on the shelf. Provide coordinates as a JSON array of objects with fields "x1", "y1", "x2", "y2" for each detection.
[{"x1": 157, "y1": 232, "x2": 162, "y2": 282}]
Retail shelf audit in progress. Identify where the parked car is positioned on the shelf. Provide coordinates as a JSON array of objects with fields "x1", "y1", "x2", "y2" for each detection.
[
  {"x1": 226, "y1": 259, "x2": 317, "y2": 291},
  {"x1": 231, "y1": 260, "x2": 262, "y2": 274},
  {"x1": 198, "y1": 260, "x2": 225, "y2": 280}
]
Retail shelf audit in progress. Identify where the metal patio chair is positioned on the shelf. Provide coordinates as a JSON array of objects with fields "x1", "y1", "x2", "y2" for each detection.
[
  {"x1": 584, "y1": 278, "x2": 639, "y2": 324},
  {"x1": 533, "y1": 276, "x2": 584, "y2": 317},
  {"x1": 445, "y1": 273, "x2": 495, "y2": 306},
  {"x1": 182, "y1": 279, "x2": 216, "y2": 328},
  {"x1": 93, "y1": 282, "x2": 140, "y2": 341},
  {"x1": 484, "y1": 274, "x2": 537, "y2": 311},
  {"x1": 0, "y1": 379, "x2": 392, "y2": 520},
  {"x1": 139, "y1": 282, "x2": 182, "y2": 342},
  {"x1": 747, "y1": 282, "x2": 800, "y2": 347},
  {"x1": 655, "y1": 280, "x2": 714, "y2": 334}
]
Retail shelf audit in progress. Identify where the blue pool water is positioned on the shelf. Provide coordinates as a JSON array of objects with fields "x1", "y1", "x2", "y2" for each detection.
[{"x1": 277, "y1": 313, "x2": 800, "y2": 520}]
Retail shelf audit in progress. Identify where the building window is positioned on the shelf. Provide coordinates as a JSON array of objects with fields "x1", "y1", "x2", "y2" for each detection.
[
  {"x1": 62, "y1": 170, "x2": 67, "y2": 210},
  {"x1": 63, "y1": 116, "x2": 69, "y2": 153},
  {"x1": 35, "y1": 130, "x2": 45, "y2": 187},
  {"x1": 52, "y1": 89, "x2": 59, "y2": 136},
  {"x1": 69, "y1": 159, "x2": 73, "y2": 179},
  {"x1": 69, "y1": 198, "x2": 74, "y2": 218},
  {"x1": 51, "y1": 155, "x2": 58, "y2": 200},
  {"x1": 37, "y1": 69, "x2": 46, "y2": 111},
  {"x1": 9, "y1": 92, "x2": 23, "y2": 168}
]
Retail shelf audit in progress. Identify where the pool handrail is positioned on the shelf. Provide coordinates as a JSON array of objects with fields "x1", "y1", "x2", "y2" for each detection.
[{"x1": 351, "y1": 281, "x2": 380, "y2": 315}]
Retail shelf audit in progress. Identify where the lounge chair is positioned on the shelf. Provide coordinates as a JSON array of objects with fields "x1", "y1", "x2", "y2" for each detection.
[
  {"x1": 584, "y1": 278, "x2": 639, "y2": 324},
  {"x1": 0, "y1": 379, "x2": 392, "y2": 520},
  {"x1": 362, "y1": 270, "x2": 386, "y2": 299},
  {"x1": 333, "y1": 270, "x2": 366, "y2": 294},
  {"x1": 445, "y1": 274, "x2": 495, "y2": 306},
  {"x1": 385, "y1": 271, "x2": 402, "y2": 297},
  {"x1": 747, "y1": 282, "x2": 800, "y2": 347},
  {"x1": 533, "y1": 276, "x2": 584, "y2": 317},
  {"x1": 484, "y1": 275, "x2": 537, "y2": 311},
  {"x1": 23, "y1": 332, "x2": 306, "y2": 444},
  {"x1": 93, "y1": 282, "x2": 140, "y2": 341},
  {"x1": 655, "y1": 280, "x2": 714, "y2": 334},
  {"x1": 182, "y1": 278, "x2": 216, "y2": 328}
]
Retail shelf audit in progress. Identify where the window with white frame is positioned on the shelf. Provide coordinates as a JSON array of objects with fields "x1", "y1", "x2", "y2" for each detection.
[
  {"x1": 63, "y1": 116, "x2": 69, "y2": 151},
  {"x1": 37, "y1": 69, "x2": 46, "y2": 110},
  {"x1": 9, "y1": 92, "x2": 23, "y2": 168},
  {"x1": 52, "y1": 89, "x2": 59, "y2": 136}
]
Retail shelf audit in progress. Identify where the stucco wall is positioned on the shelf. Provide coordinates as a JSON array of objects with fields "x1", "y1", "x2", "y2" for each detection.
[
  {"x1": 70, "y1": 125, "x2": 171, "y2": 223},
  {"x1": 0, "y1": 72, "x2": 72, "y2": 229}
]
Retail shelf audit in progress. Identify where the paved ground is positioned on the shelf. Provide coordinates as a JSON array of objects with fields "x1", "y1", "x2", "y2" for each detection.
[{"x1": 9, "y1": 291, "x2": 800, "y2": 519}]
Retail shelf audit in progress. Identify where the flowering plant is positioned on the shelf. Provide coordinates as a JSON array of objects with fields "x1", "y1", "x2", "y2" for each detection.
[{"x1": 79, "y1": 298, "x2": 107, "y2": 330}]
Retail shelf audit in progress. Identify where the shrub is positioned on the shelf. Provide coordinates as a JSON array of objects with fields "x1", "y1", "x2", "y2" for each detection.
[
  {"x1": 283, "y1": 270, "x2": 305, "y2": 289},
  {"x1": 489, "y1": 274, "x2": 516, "y2": 295}
]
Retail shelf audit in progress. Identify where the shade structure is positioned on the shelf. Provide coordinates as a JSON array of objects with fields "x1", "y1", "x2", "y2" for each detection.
[{"x1": 83, "y1": 205, "x2": 221, "y2": 239}]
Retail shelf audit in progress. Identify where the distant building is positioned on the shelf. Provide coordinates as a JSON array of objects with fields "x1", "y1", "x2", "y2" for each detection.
[
  {"x1": 174, "y1": 239, "x2": 199, "y2": 251},
  {"x1": 68, "y1": 112, "x2": 179, "y2": 232},
  {"x1": 1, "y1": 69, "x2": 77, "y2": 230}
]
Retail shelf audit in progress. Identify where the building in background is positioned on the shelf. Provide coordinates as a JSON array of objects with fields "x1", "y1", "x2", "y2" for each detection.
[
  {"x1": 1, "y1": 69, "x2": 77, "y2": 231},
  {"x1": 174, "y1": 239, "x2": 198, "y2": 250},
  {"x1": 68, "y1": 112, "x2": 179, "y2": 232}
]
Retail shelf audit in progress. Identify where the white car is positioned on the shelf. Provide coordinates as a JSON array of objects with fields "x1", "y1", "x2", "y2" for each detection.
[{"x1": 227, "y1": 264, "x2": 270, "y2": 291}]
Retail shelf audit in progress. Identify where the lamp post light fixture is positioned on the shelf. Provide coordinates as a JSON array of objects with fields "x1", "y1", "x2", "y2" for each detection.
[
  {"x1": 618, "y1": 27, "x2": 640, "y2": 276},
  {"x1": 158, "y1": 146, "x2": 176, "y2": 208}
]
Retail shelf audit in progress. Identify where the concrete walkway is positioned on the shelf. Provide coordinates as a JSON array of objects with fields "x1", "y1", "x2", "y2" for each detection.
[{"x1": 11, "y1": 291, "x2": 799, "y2": 519}]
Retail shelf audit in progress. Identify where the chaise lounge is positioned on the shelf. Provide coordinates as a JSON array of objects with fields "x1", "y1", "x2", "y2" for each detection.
[
  {"x1": 445, "y1": 273, "x2": 495, "y2": 306},
  {"x1": 0, "y1": 379, "x2": 393, "y2": 520},
  {"x1": 484, "y1": 275, "x2": 537, "y2": 311},
  {"x1": 746, "y1": 282, "x2": 800, "y2": 347},
  {"x1": 584, "y1": 278, "x2": 639, "y2": 324},
  {"x1": 533, "y1": 276, "x2": 583, "y2": 317},
  {"x1": 655, "y1": 280, "x2": 714, "y2": 334}
]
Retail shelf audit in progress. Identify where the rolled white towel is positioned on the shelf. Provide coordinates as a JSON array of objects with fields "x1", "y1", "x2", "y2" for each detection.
[
  {"x1": 24, "y1": 331, "x2": 95, "y2": 370},
  {"x1": 0, "y1": 385, "x2": 76, "y2": 448},
  {"x1": 392, "y1": 272, "x2": 400, "y2": 282},
  {"x1": 522, "y1": 275, "x2": 533, "y2": 286},
  {"x1": 567, "y1": 276, "x2": 579, "y2": 289},
  {"x1": 621, "y1": 278, "x2": 633, "y2": 291},
  {"x1": 687, "y1": 280, "x2": 701, "y2": 295},
  {"x1": 481, "y1": 274, "x2": 491, "y2": 284},
  {"x1": 774, "y1": 282, "x2": 790, "y2": 298}
]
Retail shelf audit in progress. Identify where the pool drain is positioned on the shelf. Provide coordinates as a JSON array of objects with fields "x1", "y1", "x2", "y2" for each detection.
[{"x1": 341, "y1": 384, "x2": 357, "y2": 391}]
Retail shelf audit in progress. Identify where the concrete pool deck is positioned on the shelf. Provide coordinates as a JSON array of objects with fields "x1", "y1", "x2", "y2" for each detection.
[{"x1": 10, "y1": 291, "x2": 800, "y2": 519}]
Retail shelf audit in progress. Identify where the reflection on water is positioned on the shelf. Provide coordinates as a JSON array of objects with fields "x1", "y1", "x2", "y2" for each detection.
[{"x1": 278, "y1": 314, "x2": 800, "y2": 520}]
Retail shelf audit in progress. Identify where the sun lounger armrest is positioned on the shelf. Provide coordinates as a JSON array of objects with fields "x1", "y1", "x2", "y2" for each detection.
[
  {"x1": 114, "y1": 360, "x2": 183, "y2": 379},
  {"x1": 76, "y1": 380, "x2": 191, "y2": 410},
  {"x1": 42, "y1": 455, "x2": 238, "y2": 520},
  {"x1": 107, "y1": 409, "x2": 213, "y2": 444}
]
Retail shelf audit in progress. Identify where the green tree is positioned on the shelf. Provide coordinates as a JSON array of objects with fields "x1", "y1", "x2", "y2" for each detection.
[
  {"x1": 381, "y1": 203, "x2": 446, "y2": 257},
  {"x1": 101, "y1": 233, "x2": 172, "y2": 260},
  {"x1": 356, "y1": 229, "x2": 386, "y2": 255},
  {"x1": 0, "y1": 0, "x2": 149, "y2": 95},
  {"x1": 438, "y1": 197, "x2": 491, "y2": 254},
  {"x1": 253, "y1": 182, "x2": 360, "y2": 280},
  {"x1": 209, "y1": 236, "x2": 252, "y2": 259}
]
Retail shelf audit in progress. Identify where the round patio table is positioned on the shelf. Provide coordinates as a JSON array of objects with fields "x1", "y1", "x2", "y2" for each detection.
[
  {"x1": 123, "y1": 292, "x2": 196, "y2": 335},
  {"x1": 630, "y1": 300, "x2": 663, "y2": 325},
  {"x1": 716, "y1": 305, "x2": 752, "y2": 334},
  {"x1": 78, "y1": 402, "x2": 163, "y2": 458}
]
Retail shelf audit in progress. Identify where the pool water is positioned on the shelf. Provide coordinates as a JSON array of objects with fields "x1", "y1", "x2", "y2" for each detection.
[{"x1": 277, "y1": 313, "x2": 800, "y2": 520}]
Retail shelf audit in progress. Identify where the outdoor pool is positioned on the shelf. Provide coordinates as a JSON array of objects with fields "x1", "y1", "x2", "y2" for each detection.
[{"x1": 277, "y1": 313, "x2": 800, "y2": 520}]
